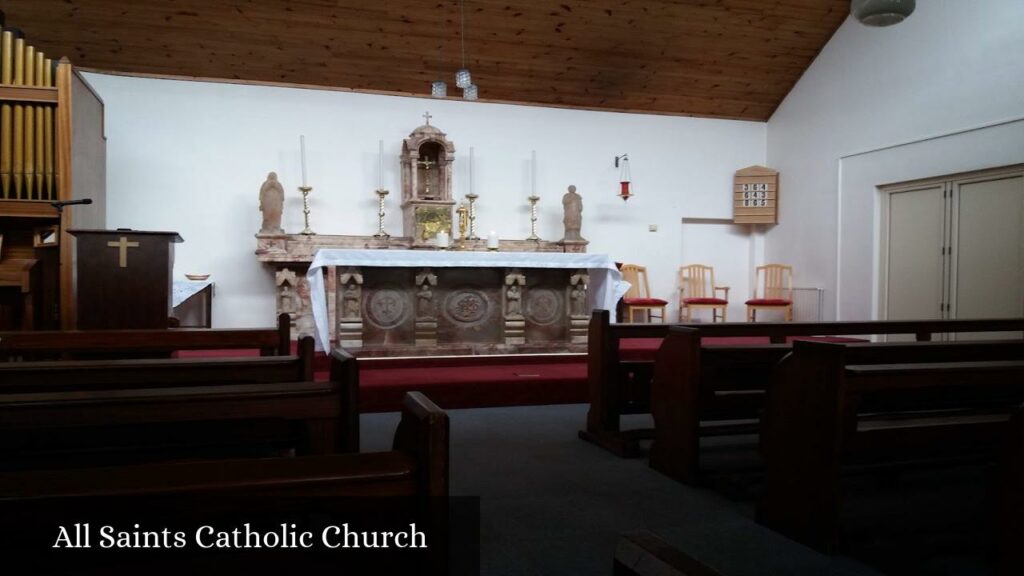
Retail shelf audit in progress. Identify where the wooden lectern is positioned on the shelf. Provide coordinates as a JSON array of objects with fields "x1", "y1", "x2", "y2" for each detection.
[{"x1": 69, "y1": 229, "x2": 183, "y2": 329}]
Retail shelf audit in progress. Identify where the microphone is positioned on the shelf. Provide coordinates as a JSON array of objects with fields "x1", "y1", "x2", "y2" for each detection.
[{"x1": 51, "y1": 198, "x2": 93, "y2": 213}]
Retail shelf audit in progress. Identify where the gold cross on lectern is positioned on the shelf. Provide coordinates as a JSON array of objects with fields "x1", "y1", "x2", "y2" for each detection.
[{"x1": 107, "y1": 236, "x2": 140, "y2": 268}]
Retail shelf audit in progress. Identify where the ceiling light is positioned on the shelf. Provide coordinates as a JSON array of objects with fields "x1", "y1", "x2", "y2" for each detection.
[{"x1": 851, "y1": 0, "x2": 915, "y2": 27}]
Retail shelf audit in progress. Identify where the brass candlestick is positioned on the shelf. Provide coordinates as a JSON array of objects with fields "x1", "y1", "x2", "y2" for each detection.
[
  {"x1": 526, "y1": 194, "x2": 540, "y2": 241},
  {"x1": 373, "y1": 188, "x2": 389, "y2": 238},
  {"x1": 465, "y1": 192, "x2": 479, "y2": 239},
  {"x1": 299, "y1": 185, "x2": 314, "y2": 235},
  {"x1": 455, "y1": 203, "x2": 469, "y2": 250}
]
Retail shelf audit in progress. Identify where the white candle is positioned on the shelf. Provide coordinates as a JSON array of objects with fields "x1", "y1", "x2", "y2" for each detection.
[
  {"x1": 469, "y1": 146, "x2": 474, "y2": 195},
  {"x1": 436, "y1": 231, "x2": 449, "y2": 248},
  {"x1": 378, "y1": 139, "x2": 384, "y2": 190},
  {"x1": 300, "y1": 135, "x2": 308, "y2": 187},
  {"x1": 487, "y1": 231, "x2": 498, "y2": 249},
  {"x1": 531, "y1": 149, "x2": 536, "y2": 195}
]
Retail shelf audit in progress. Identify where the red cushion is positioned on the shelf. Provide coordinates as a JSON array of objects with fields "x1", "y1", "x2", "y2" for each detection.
[
  {"x1": 683, "y1": 297, "x2": 727, "y2": 305},
  {"x1": 745, "y1": 298, "x2": 791, "y2": 306},
  {"x1": 624, "y1": 297, "x2": 668, "y2": 306}
]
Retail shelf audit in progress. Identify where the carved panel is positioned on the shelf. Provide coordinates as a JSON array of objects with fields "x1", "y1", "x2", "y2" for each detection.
[
  {"x1": 436, "y1": 268, "x2": 501, "y2": 345},
  {"x1": 523, "y1": 269, "x2": 569, "y2": 342},
  {"x1": 365, "y1": 287, "x2": 410, "y2": 329},
  {"x1": 525, "y1": 288, "x2": 561, "y2": 325},
  {"x1": 444, "y1": 289, "x2": 490, "y2": 325}
]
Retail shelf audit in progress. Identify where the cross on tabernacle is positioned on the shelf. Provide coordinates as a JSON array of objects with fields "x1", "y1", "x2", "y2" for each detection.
[
  {"x1": 107, "y1": 236, "x2": 140, "y2": 268},
  {"x1": 417, "y1": 157, "x2": 436, "y2": 170},
  {"x1": 422, "y1": 111, "x2": 432, "y2": 125}
]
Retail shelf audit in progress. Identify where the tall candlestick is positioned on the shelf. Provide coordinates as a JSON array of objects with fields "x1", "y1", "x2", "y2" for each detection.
[
  {"x1": 530, "y1": 149, "x2": 536, "y2": 195},
  {"x1": 469, "y1": 146, "x2": 474, "y2": 195},
  {"x1": 378, "y1": 139, "x2": 384, "y2": 190},
  {"x1": 300, "y1": 135, "x2": 308, "y2": 187}
]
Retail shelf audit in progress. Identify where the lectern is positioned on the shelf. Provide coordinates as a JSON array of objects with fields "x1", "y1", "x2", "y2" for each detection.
[{"x1": 69, "y1": 229, "x2": 184, "y2": 329}]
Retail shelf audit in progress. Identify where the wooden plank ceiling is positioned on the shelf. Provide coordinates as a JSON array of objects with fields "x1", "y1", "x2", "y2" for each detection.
[{"x1": 4, "y1": 0, "x2": 849, "y2": 121}]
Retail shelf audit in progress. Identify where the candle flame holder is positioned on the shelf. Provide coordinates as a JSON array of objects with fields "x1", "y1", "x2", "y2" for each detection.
[
  {"x1": 466, "y1": 193, "x2": 479, "y2": 239},
  {"x1": 373, "y1": 188, "x2": 390, "y2": 238},
  {"x1": 299, "y1": 185, "x2": 314, "y2": 235},
  {"x1": 526, "y1": 195, "x2": 540, "y2": 241}
]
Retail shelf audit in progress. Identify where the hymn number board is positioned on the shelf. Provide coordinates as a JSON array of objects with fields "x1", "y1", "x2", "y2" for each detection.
[{"x1": 733, "y1": 165, "x2": 779, "y2": 224}]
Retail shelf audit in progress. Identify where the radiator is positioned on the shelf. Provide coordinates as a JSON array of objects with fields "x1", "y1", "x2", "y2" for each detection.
[{"x1": 792, "y1": 287, "x2": 823, "y2": 322}]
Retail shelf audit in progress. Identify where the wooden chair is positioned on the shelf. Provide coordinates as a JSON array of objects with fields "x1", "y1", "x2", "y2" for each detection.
[
  {"x1": 677, "y1": 264, "x2": 729, "y2": 322},
  {"x1": 745, "y1": 264, "x2": 793, "y2": 322},
  {"x1": 620, "y1": 264, "x2": 668, "y2": 323}
]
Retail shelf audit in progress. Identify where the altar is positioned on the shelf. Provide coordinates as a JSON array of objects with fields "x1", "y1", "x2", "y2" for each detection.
[
  {"x1": 305, "y1": 249, "x2": 625, "y2": 355},
  {"x1": 253, "y1": 114, "x2": 614, "y2": 355}
]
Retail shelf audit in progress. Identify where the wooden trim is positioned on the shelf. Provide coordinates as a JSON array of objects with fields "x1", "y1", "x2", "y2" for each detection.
[
  {"x1": 680, "y1": 217, "x2": 734, "y2": 225},
  {"x1": 0, "y1": 85, "x2": 58, "y2": 104},
  {"x1": 76, "y1": 68, "x2": 764, "y2": 122},
  {"x1": 0, "y1": 198, "x2": 58, "y2": 217},
  {"x1": 55, "y1": 58, "x2": 74, "y2": 329}
]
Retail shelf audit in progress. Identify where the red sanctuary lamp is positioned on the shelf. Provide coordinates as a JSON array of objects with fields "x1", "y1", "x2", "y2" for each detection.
[{"x1": 615, "y1": 154, "x2": 632, "y2": 201}]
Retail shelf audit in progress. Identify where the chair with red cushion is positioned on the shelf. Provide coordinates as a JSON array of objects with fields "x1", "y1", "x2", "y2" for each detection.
[
  {"x1": 620, "y1": 264, "x2": 668, "y2": 323},
  {"x1": 678, "y1": 264, "x2": 729, "y2": 322},
  {"x1": 746, "y1": 264, "x2": 793, "y2": 322}
]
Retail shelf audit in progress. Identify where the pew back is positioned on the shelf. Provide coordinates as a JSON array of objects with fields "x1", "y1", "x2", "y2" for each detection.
[
  {"x1": 0, "y1": 313, "x2": 292, "y2": 359},
  {"x1": 759, "y1": 340, "x2": 1024, "y2": 552},
  {"x1": 584, "y1": 309, "x2": 1024, "y2": 457}
]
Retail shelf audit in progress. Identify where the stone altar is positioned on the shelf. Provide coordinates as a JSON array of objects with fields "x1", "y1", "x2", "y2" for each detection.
[
  {"x1": 303, "y1": 249, "x2": 625, "y2": 356},
  {"x1": 255, "y1": 232, "x2": 590, "y2": 345}
]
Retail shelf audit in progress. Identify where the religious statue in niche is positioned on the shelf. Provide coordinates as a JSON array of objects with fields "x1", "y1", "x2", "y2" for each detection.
[
  {"x1": 415, "y1": 268, "x2": 438, "y2": 319},
  {"x1": 342, "y1": 283, "x2": 361, "y2": 319},
  {"x1": 506, "y1": 284, "x2": 522, "y2": 317},
  {"x1": 560, "y1": 184, "x2": 586, "y2": 243},
  {"x1": 400, "y1": 112, "x2": 456, "y2": 246},
  {"x1": 570, "y1": 271, "x2": 589, "y2": 317},
  {"x1": 278, "y1": 284, "x2": 298, "y2": 316},
  {"x1": 258, "y1": 172, "x2": 285, "y2": 234},
  {"x1": 338, "y1": 268, "x2": 364, "y2": 320}
]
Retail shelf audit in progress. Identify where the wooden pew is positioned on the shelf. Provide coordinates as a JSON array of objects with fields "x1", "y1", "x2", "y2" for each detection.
[
  {"x1": 0, "y1": 391, "x2": 448, "y2": 574},
  {"x1": 650, "y1": 327, "x2": 1024, "y2": 483},
  {"x1": 0, "y1": 344, "x2": 360, "y2": 468},
  {"x1": 581, "y1": 309, "x2": 1024, "y2": 457},
  {"x1": 758, "y1": 340, "x2": 1024, "y2": 555},
  {"x1": 998, "y1": 408, "x2": 1024, "y2": 576},
  {"x1": 614, "y1": 530, "x2": 724, "y2": 576},
  {"x1": 0, "y1": 312, "x2": 292, "y2": 359},
  {"x1": 0, "y1": 335, "x2": 315, "y2": 392}
]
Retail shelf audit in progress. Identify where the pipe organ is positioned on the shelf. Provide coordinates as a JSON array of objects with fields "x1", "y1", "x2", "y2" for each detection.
[{"x1": 0, "y1": 16, "x2": 106, "y2": 330}]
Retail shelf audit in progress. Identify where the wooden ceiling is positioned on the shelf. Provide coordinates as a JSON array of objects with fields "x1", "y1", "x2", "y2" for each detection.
[{"x1": 4, "y1": 0, "x2": 849, "y2": 121}]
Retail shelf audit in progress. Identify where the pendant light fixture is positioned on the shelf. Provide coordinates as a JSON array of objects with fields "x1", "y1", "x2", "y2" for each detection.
[
  {"x1": 456, "y1": 0, "x2": 478, "y2": 99},
  {"x1": 851, "y1": 0, "x2": 915, "y2": 27},
  {"x1": 430, "y1": 2, "x2": 448, "y2": 97}
]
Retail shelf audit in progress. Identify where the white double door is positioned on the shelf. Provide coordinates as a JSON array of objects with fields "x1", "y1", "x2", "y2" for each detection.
[{"x1": 881, "y1": 167, "x2": 1024, "y2": 336}]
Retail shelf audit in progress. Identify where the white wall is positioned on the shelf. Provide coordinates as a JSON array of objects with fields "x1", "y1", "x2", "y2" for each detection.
[
  {"x1": 767, "y1": 0, "x2": 1024, "y2": 320},
  {"x1": 83, "y1": 74, "x2": 765, "y2": 327}
]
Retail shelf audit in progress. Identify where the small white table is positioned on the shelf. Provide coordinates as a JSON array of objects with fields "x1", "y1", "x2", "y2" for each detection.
[{"x1": 172, "y1": 280, "x2": 213, "y2": 328}]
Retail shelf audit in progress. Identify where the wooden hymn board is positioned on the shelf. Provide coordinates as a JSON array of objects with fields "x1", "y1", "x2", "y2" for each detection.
[{"x1": 733, "y1": 165, "x2": 779, "y2": 224}]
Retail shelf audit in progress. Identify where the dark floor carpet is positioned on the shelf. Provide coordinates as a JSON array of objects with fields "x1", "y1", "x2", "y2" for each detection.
[{"x1": 361, "y1": 403, "x2": 891, "y2": 576}]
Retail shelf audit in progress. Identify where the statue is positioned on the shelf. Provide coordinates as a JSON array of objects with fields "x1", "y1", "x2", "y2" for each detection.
[
  {"x1": 561, "y1": 184, "x2": 585, "y2": 242},
  {"x1": 417, "y1": 283, "x2": 434, "y2": 318},
  {"x1": 342, "y1": 283, "x2": 361, "y2": 319},
  {"x1": 278, "y1": 284, "x2": 298, "y2": 315},
  {"x1": 571, "y1": 283, "x2": 586, "y2": 316},
  {"x1": 259, "y1": 172, "x2": 285, "y2": 234},
  {"x1": 506, "y1": 284, "x2": 522, "y2": 317}
]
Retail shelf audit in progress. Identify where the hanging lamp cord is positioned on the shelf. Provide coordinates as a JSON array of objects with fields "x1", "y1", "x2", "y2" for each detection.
[{"x1": 460, "y1": 0, "x2": 466, "y2": 68}]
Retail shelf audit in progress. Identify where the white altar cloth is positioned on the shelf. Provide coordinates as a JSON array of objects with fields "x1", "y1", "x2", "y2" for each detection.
[{"x1": 306, "y1": 249, "x2": 629, "y2": 350}]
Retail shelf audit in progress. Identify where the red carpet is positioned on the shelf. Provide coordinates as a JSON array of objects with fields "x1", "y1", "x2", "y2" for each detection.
[{"x1": 178, "y1": 335, "x2": 864, "y2": 413}]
